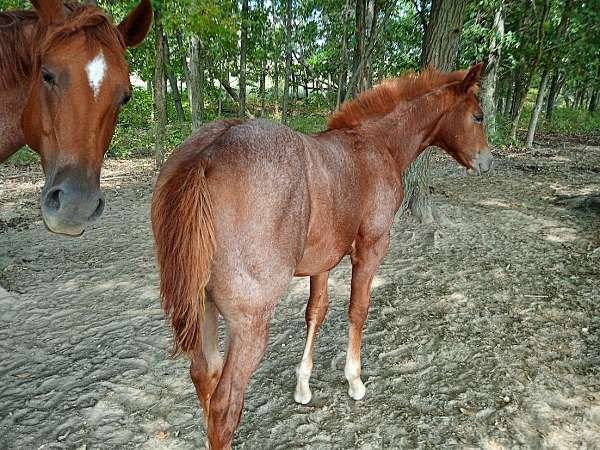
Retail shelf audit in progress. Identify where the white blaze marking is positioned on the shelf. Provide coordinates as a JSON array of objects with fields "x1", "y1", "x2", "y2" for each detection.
[{"x1": 85, "y1": 52, "x2": 106, "y2": 99}]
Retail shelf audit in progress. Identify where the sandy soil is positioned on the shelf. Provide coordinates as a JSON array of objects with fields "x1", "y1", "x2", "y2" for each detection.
[{"x1": 1, "y1": 140, "x2": 599, "y2": 450}]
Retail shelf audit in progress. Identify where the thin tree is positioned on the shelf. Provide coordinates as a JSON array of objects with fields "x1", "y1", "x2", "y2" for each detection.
[
  {"x1": 509, "y1": 0, "x2": 550, "y2": 142},
  {"x1": 336, "y1": 0, "x2": 352, "y2": 109},
  {"x1": 153, "y1": 9, "x2": 167, "y2": 168},
  {"x1": 282, "y1": 0, "x2": 293, "y2": 124},
  {"x1": 526, "y1": 69, "x2": 551, "y2": 148},
  {"x1": 189, "y1": 0, "x2": 204, "y2": 129},
  {"x1": 480, "y1": 0, "x2": 505, "y2": 138},
  {"x1": 402, "y1": 0, "x2": 468, "y2": 223},
  {"x1": 352, "y1": 0, "x2": 366, "y2": 97},
  {"x1": 163, "y1": 35, "x2": 186, "y2": 126},
  {"x1": 526, "y1": 0, "x2": 573, "y2": 148},
  {"x1": 239, "y1": 0, "x2": 249, "y2": 117}
]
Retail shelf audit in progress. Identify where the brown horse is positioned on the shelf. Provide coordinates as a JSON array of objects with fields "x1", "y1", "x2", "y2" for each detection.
[
  {"x1": 151, "y1": 64, "x2": 492, "y2": 449},
  {"x1": 0, "y1": 0, "x2": 152, "y2": 236}
]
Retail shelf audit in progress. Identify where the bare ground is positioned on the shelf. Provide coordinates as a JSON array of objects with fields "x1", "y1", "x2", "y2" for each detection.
[{"x1": 0, "y1": 141, "x2": 599, "y2": 450}]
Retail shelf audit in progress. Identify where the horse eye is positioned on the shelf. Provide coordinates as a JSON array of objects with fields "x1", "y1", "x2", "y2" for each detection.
[
  {"x1": 41, "y1": 68, "x2": 56, "y2": 87},
  {"x1": 474, "y1": 113, "x2": 484, "y2": 124}
]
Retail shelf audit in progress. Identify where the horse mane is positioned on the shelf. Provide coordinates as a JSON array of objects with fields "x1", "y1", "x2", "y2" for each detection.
[
  {"x1": 0, "y1": 10, "x2": 38, "y2": 89},
  {"x1": 0, "y1": 2, "x2": 124, "y2": 89},
  {"x1": 327, "y1": 68, "x2": 471, "y2": 130}
]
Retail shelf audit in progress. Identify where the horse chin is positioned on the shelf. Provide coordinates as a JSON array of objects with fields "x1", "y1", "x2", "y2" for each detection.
[
  {"x1": 42, "y1": 218, "x2": 86, "y2": 237},
  {"x1": 466, "y1": 150, "x2": 493, "y2": 176}
]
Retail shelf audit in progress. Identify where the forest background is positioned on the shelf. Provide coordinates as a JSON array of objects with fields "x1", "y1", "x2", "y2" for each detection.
[{"x1": 2, "y1": 0, "x2": 599, "y2": 219}]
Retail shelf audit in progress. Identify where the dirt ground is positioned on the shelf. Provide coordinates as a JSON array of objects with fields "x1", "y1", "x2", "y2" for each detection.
[{"x1": 1, "y1": 139, "x2": 599, "y2": 450}]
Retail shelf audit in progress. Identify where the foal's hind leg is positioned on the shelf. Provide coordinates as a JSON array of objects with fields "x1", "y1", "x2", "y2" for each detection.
[
  {"x1": 345, "y1": 234, "x2": 390, "y2": 400},
  {"x1": 190, "y1": 300, "x2": 223, "y2": 422},
  {"x1": 207, "y1": 308, "x2": 272, "y2": 450},
  {"x1": 294, "y1": 272, "x2": 329, "y2": 404}
]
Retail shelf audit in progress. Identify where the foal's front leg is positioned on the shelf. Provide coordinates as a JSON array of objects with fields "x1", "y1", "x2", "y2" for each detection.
[
  {"x1": 294, "y1": 272, "x2": 329, "y2": 404},
  {"x1": 345, "y1": 234, "x2": 390, "y2": 400}
]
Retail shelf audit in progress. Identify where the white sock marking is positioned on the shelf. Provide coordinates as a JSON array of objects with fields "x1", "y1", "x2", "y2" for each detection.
[
  {"x1": 345, "y1": 354, "x2": 366, "y2": 400},
  {"x1": 294, "y1": 359, "x2": 313, "y2": 404},
  {"x1": 85, "y1": 51, "x2": 106, "y2": 99}
]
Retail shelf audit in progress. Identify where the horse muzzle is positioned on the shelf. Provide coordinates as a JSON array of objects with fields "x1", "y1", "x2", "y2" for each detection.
[
  {"x1": 41, "y1": 175, "x2": 105, "y2": 236},
  {"x1": 468, "y1": 149, "x2": 493, "y2": 175}
]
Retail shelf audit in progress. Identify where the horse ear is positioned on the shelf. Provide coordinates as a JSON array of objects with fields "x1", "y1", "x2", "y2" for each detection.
[
  {"x1": 30, "y1": 0, "x2": 65, "y2": 25},
  {"x1": 117, "y1": 0, "x2": 153, "y2": 48},
  {"x1": 460, "y1": 63, "x2": 485, "y2": 93}
]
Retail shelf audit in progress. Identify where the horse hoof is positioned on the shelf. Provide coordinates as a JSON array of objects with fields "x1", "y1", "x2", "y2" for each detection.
[
  {"x1": 348, "y1": 379, "x2": 366, "y2": 401},
  {"x1": 294, "y1": 385, "x2": 312, "y2": 405}
]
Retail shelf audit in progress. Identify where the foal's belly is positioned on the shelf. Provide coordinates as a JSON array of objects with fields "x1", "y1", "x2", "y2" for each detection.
[{"x1": 294, "y1": 234, "x2": 355, "y2": 277}]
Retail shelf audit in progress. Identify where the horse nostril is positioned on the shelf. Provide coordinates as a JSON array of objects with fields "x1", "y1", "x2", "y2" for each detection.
[
  {"x1": 45, "y1": 187, "x2": 63, "y2": 213},
  {"x1": 89, "y1": 195, "x2": 105, "y2": 221}
]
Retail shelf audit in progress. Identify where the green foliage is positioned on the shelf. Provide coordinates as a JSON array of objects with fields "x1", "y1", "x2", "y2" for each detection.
[
  {"x1": 2, "y1": 0, "x2": 598, "y2": 164},
  {"x1": 108, "y1": 87, "x2": 191, "y2": 158},
  {"x1": 287, "y1": 112, "x2": 328, "y2": 134},
  {"x1": 532, "y1": 107, "x2": 600, "y2": 136},
  {"x1": 6, "y1": 147, "x2": 39, "y2": 167}
]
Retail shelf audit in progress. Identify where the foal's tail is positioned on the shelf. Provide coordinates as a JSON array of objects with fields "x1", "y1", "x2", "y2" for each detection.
[{"x1": 151, "y1": 147, "x2": 216, "y2": 356}]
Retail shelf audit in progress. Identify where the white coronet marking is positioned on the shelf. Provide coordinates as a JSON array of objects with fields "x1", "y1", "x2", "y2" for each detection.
[{"x1": 85, "y1": 51, "x2": 107, "y2": 99}]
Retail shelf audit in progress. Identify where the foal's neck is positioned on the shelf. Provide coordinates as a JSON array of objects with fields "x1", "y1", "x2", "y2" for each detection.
[{"x1": 365, "y1": 89, "x2": 452, "y2": 173}]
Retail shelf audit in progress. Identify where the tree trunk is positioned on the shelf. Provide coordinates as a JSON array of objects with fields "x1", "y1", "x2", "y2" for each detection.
[
  {"x1": 509, "y1": 0, "x2": 558, "y2": 141},
  {"x1": 188, "y1": 0, "x2": 204, "y2": 129},
  {"x1": 479, "y1": 1, "x2": 505, "y2": 137},
  {"x1": 403, "y1": 0, "x2": 468, "y2": 223},
  {"x1": 503, "y1": 76, "x2": 513, "y2": 116},
  {"x1": 293, "y1": 71, "x2": 299, "y2": 99},
  {"x1": 163, "y1": 35, "x2": 185, "y2": 126},
  {"x1": 589, "y1": 90, "x2": 598, "y2": 113},
  {"x1": 589, "y1": 64, "x2": 600, "y2": 112},
  {"x1": 352, "y1": 0, "x2": 366, "y2": 97},
  {"x1": 258, "y1": 0, "x2": 266, "y2": 117},
  {"x1": 153, "y1": 10, "x2": 167, "y2": 169},
  {"x1": 239, "y1": 0, "x2": 249, "y2": 117},
  {"x1": 545, "y1": 68, "x2": 561, "y2": 120},
  {"x1": 345, "y1": 0, "x2": 391, "y2": 102},
  {"x1": 282, "y1": 0, "x2": 293, "y2": 124},
  {"x1": 526, "y1": 68, "x2": 550, "y2": 148},
  {"x1": 336, "y1": 0, "x2": 352, "y2": 109},
  {"x1": 274, "y1": 58, "x2": 280, "y2": 116},
  {"x1": 510, "y1": 68, "x2": 523, "y2": 119},
  {"x1": 175, "y1": 32, "x2": 192, "y2": 113}
]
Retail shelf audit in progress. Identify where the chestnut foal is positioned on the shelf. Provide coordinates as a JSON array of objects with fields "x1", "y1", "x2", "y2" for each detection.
[
  {"x1": 152, "y1": 64, "x2": 492, "y2": 449},
  {"x1": 0, "y1": 0, "x2": 152, "y2": 235}
]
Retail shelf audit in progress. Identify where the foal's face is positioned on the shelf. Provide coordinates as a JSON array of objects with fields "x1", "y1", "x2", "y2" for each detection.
[
  {"x1": 434, "y1": 64, "x2": 492, "y2": 175},
  {"x1": 21, "y1": 0, "x2": 152, "y2": 236}
]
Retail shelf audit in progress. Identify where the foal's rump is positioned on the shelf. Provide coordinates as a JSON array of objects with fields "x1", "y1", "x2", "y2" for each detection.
[
  {"x1": 202, "y1": 120, "x2": 313, "y2": 296},
  {"x1": 152, "y1": 119, "x2": 313, "y2": 352},
  {"x1": 152, "y1": 119, "x2": 241, "y2": 354}
]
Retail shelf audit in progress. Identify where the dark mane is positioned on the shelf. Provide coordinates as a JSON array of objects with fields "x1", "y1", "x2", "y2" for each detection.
[
  {"x1": 328, "y1": 68, "x2": 471, "y2": 130},
  {"x1": 0, "y1": 3, "x2": 124, "y2": 89},
  {"x1": 0, "y1": 10, "x2": 38, "y2": 89}
]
